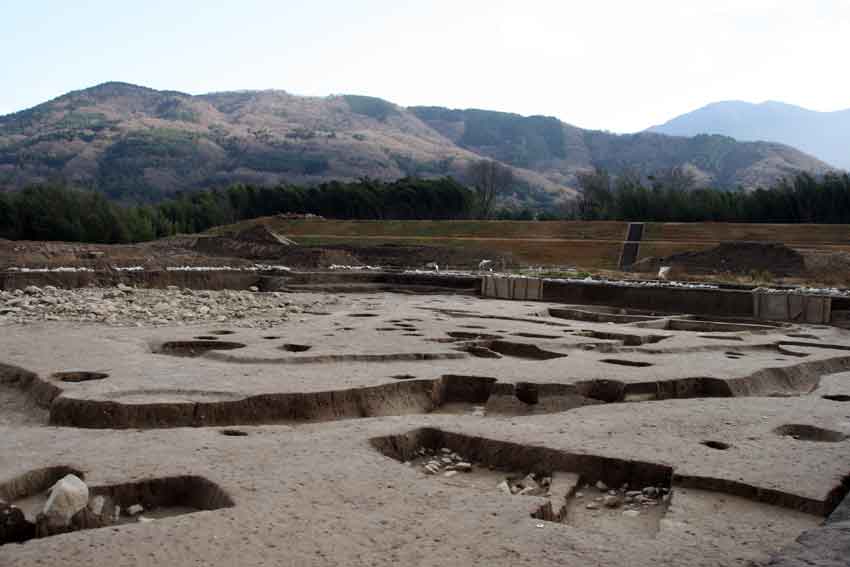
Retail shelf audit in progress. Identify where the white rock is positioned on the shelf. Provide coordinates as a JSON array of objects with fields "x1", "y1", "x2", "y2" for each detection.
[
  {"x1": 595, "y1": 480, "x2": 608, "y2": 491},
  {"x1": 443, "y1": 471, "x2": 458, "y2": 478},
  {"x1": 603, "y1": 494, "x2": 623, "y2": 508},
  {"x1": 42, "y1": 474, "x2": 89, "y2": 527},
  {"x1": 88, "y1": 495, "x2": 105, "y2": 516},
  {"x1": 497, "y1": 480, "x2": 512, "y2": 495},
  {"x1": 24, "y1": 286, "x2": 42, "y2": 295},
  {"x1": 622, "y1": 509, "x2": 641, "y2": 518},
  {"x1": 127, "y1": 504, "x2": 144, "y2": 515}
]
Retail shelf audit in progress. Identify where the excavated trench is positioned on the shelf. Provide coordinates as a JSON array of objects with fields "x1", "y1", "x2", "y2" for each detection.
[
  {"x1": 0, "y1": 469, "x2": 233, "y2": 546},
  {"x1": 372, "y1": 428, "x2": 849, "y2": 521},
  {"x1": 3, "y1": 349, "x2": 843, "y2": 429}
]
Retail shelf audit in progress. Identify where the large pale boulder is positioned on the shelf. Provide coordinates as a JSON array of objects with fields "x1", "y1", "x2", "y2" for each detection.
[{"x1": 42, "y1": 474, "x2": 89, "y2": 528}]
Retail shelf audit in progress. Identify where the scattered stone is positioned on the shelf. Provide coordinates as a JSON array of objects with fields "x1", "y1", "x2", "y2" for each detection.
[
  {"x1": 0, "y1": 286, "x2": 315, "y2": 328},
  {"x1": 443, "y1": 471, "x2": 458, "y2": 478},
  {"x1": 127, "y1": 504, "x2": 144, "y2": 516},
  {"x1": 642, "y1": 487, "x2": 659, "y2": 498},
  {"x1": 88, "y1": 495, "x2": 106, "y2": 516},
  {"x1": 595, "y1": 480, "x2": 608, "y2": 491},
  {"x1": 585, "y1": 503, "x2": 600, "y2": 510},
  {"x1": 603, "y1": 494, "x2": 623, "y2": 508},
  {"x1": 497, "y1": 480, "x2": 512, "y2": 495},
  {"x1": 622, "y1": 509, "x2": 641, "y2": 518}
]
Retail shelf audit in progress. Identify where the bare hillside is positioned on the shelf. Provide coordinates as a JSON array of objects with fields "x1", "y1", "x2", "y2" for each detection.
[{"x1": 0, "y1": 83, "x2": 834, "y2": 207}]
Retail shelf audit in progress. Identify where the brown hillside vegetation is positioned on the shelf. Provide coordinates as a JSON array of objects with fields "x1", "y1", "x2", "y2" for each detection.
[{"x1": 0, "y1": 83, "x2": 834, "y2": 207}]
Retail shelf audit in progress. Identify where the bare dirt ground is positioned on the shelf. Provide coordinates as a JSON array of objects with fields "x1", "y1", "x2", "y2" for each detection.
[{"x1": 2, "y1": 290, "x2": 850, "y2": 566}]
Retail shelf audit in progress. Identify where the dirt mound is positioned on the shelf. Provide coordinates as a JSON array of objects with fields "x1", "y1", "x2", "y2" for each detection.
[
  {"x1": 190, "y1": 224, "x2": 297, "y2": 260},
  {"x1": 233, "y1": 224, "x2": 295, "y2": 246},
  {"x1": 634, "y1": 241, "x2": 806, "y2": 277}
]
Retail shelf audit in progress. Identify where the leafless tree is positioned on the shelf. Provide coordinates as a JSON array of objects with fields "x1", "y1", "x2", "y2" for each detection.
[
  {"x1": 649, "y1": 166, "x2": 696, "y2": 192},
  {"x1": 467, "y1": 160, "x2": 514, "y2": 218},
  {"x1": 576, "y1": 167, "x2": 612, "y2": 219}
]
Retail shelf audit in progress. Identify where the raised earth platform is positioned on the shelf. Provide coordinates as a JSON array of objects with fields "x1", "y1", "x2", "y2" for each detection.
[{"x1": 1, "y1": 288, "x2": 849, "y2": 566}]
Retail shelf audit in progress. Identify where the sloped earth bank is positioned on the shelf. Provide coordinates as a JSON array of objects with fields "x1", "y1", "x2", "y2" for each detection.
[{"x1": 1, "y1": 291, "x2": 850, "y2": 566}]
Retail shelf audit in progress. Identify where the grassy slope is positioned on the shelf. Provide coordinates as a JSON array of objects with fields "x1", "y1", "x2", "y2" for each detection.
[{"x1": 214, "y1": 218, "x2": 850, "y2": 271}]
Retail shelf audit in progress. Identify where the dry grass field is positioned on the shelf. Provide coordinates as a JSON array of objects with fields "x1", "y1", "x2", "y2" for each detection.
[{"x1": 217, "y1": 218, "x2": 850, "y2": 273}]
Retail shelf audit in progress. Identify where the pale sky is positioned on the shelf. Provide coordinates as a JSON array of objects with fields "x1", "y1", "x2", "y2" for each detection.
[{"x1": 2, "y1": 0, "x2": 849, "y2": 132}]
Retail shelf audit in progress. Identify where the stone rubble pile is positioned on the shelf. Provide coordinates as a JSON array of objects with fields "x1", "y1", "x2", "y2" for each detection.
[
  {"x1": 497, "y1": 473, "x2": 551, "y2": 497},
  {"x1": 577, "y1": 481, "x2": 670, "y2": 516},
  {"x1": 410, "y1": 447, "x2": 474, "y2": 478},
  {"x1": 0, "y1": 285, "x2": 330, "y2": 328}
]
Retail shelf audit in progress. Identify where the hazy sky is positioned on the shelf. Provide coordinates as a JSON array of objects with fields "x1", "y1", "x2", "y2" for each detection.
[{"x1": 2, "y1": 0, "x2": 849, "y2": 132}]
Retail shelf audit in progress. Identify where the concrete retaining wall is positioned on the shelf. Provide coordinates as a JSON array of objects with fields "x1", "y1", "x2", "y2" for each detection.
[
  {"x1": 539, "y1": 279, "x2": 755, "y2": 318},
  {"x1": 753, "y1": 292, "x2": 832, "y2": 324},
  {"x1": 480, "y1": 277, "x2": 543, "y2": 300},
  {"x1": 481, "y1": 276, "x2": 840, "y2": 325}
]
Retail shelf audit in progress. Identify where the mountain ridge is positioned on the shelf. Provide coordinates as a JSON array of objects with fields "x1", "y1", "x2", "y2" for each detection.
[
  {"x1": 0, "y1": 82, "x2": 835, "y2": 207},
  {"x1": 647, "y1": 100, "x2": 850, "y2": 170}
]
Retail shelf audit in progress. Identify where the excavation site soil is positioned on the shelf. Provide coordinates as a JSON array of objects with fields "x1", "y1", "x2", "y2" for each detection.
[{"x1": 1, "y1": 224, "x2": 850, "y2": 567}]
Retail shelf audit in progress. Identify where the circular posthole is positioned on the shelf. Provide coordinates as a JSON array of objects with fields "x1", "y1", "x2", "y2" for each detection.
[
  {"x1": 391, "y1": 374, "x2": 416, "y2": 380},
  {"x1": 220, "y1": 429, "x2": 249, "y2": 437},
  {"x1": 773, "y1": 424, "x2": 848, "y2": 442},
  {"x1": 281, "y1": 344, "x2": 312, "y2": 353},
  {"x1": 822, "y1": 394, "x2": 850, "y2": 402},
  {"x1": 157, "y1": 341, "x2": 246, "y2": 357},
  {"x1": 52, "y1": 371, "x2": 109, "y2": 383},
  {"x1": 194, "y1": 336, "x2": 220, "y2": 341},
  {"x1": 701, "y1": 440, "x2": 731, "y2": 450},
  {"x1": 209, "y1": 330, "x2": 236, "y2": 335}
]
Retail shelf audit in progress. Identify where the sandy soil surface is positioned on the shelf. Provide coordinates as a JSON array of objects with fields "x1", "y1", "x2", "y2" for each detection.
[{"x1": 2, "y1": 292, "x2": 850, "y2": 566}]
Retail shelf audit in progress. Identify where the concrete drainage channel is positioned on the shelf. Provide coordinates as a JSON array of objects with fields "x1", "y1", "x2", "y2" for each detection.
[{"x1": 0, "y1": 466, "x2": 233, "y2": 546}]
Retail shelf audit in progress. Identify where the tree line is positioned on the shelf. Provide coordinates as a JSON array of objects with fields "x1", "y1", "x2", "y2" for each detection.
[
  {"x1": 571, "y1": 168, "x2": 850, "y2": 223},
  {"x1": 2, "y1": 164, "x2": 850, "y2": 244},
  {"x1": 0, "y1": 176, "x2": 476, "y2": 243}
]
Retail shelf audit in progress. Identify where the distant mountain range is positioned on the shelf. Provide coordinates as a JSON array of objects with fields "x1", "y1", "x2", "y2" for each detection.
[
  {"x1": 648, "y1": 100, "x2": 850, "y2": 170},
  {"x1": 0, "y1": 83, "x2": 835, "y2": 207}
]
